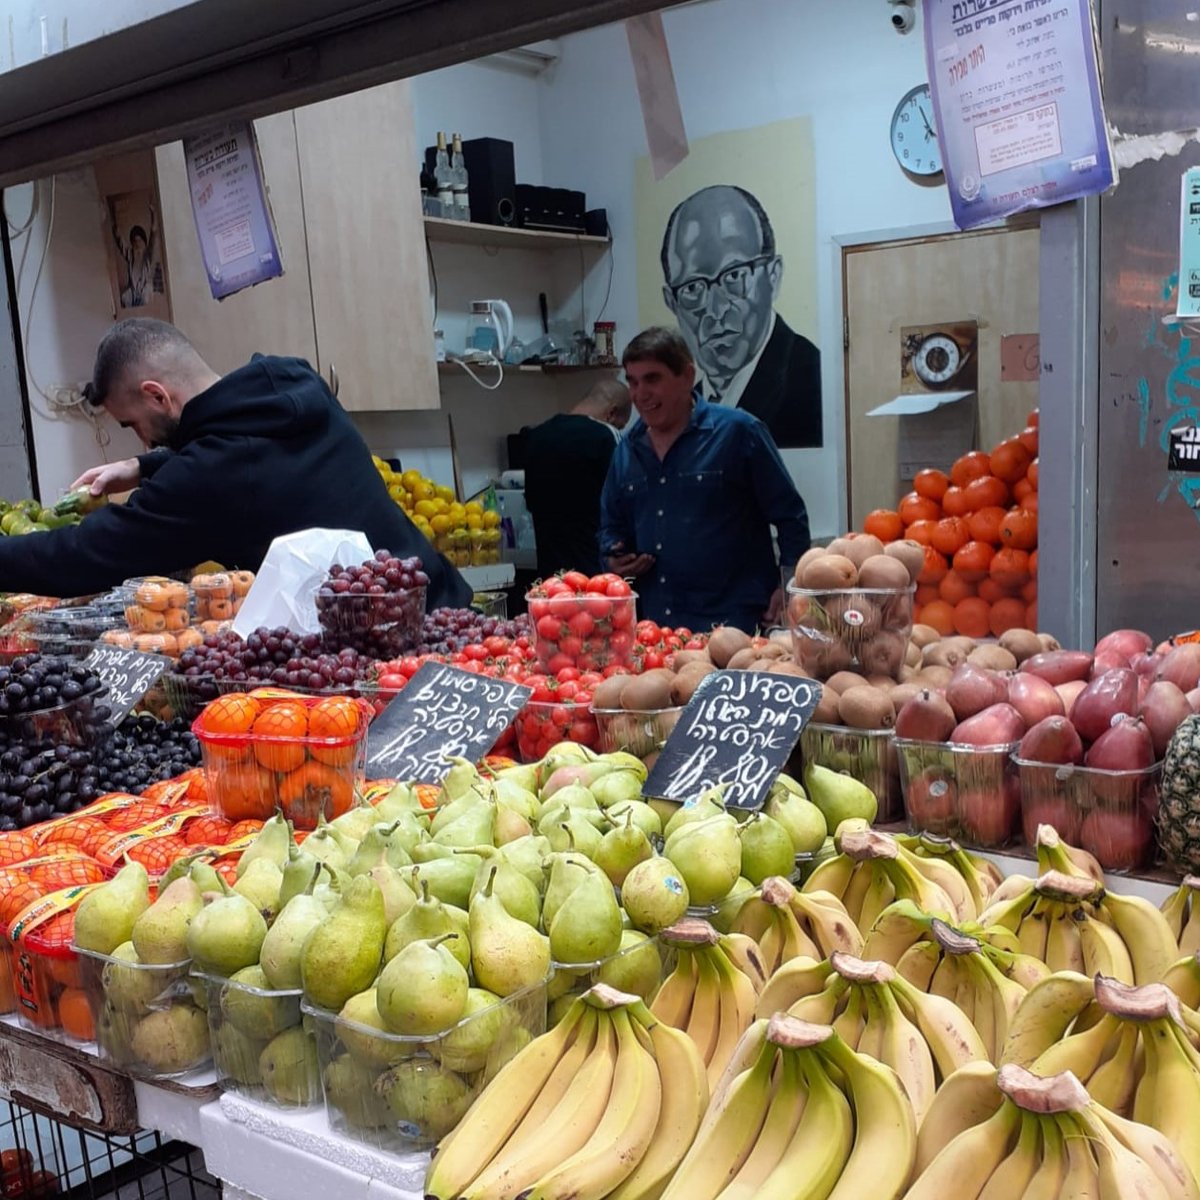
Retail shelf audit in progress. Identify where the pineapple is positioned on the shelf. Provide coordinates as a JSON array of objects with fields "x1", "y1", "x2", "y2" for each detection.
[{"x1": 1158, "y1": 713, "x2": 1200, "y2": 874}]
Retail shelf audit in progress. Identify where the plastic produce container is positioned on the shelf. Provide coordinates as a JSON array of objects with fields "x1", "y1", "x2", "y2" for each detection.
[
  {"x1": 193, "y1": 692, "x2": 371, "y2": 828},
  {"x1": 0, "y1": 922, "x2": 92, "y2": 1044},
  {"x1": 526, "y1": 590, "x2": 637, "y2": 673},
  {"x1": 0, "y1": 690, "x2": 110, "y2": 748},
  {"x1": 787, "y1": 584, "x2": 914, "y2": 681},
  {"x1": 472, "y1": 591, "x2": 508, "y2": 619},
  {"x1": 896, "y1": 738, "x2": 1022, "y2": 849},
  {"x1": 515, "y1": 699, "x2": 600, "y2": 762},
  {"x1": 160, "y1": 674, "x2": 242, "y2": 722},
  {"x1": 75, "y1": 947, "x2": 210, "y2": 1079},
  {"x1": 547, "y1": 935, "x2": 666, "y2": 1022},
  {"x1": 191, "y1": 571, "x2": 254, "y2": 623},
  {"x1": 315, "y1": 586, "x2": 426, "y2": 658},
  {"x1": 121, "y1": 576, "x2": 193, "y2": 635},
  {"x1": 193, "y1": 971, "x2": 317, "y2": 1107},
  {"x1": 1013, "y1": 756, "x2": 1163, "y2": 872},
  {"x1": 592, "y1": 706, "x2": 682, "y2": 759},
  {"x1": 304, "y1": 976, "x2": 548, "y2": 1153},
  {"x1": 802, "y1": 723, "x2": 902, "y2": 823}
]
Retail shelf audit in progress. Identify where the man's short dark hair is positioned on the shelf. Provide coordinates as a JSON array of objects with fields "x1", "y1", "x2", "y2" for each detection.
[
  {"x1": 659, "y1": 185, "x2": 776, "y2": 282},
  {"x1": 621, "y1": 327, "x2": 694, "y2": 375},
  {"x1": 129, "y1": 225, "x2": 148, "y2": 245},
  {"x1": 86, "y1": 318, "x2": 197, "y2": 406}
]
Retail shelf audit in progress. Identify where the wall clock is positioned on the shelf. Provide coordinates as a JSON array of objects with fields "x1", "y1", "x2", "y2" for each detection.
[
  {"x1": 891, "y1": 84, "x2": 943, "y2": 178},
  {"x1": 912, "y1": 332, "x2": 964, "y2": 386}
]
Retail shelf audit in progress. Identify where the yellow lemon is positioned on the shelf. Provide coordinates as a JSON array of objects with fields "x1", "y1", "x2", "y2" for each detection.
[
  {"x1": 452, "y1": 549, "x2": 471, "y2": 567},
  {"x1": 414, "y1": 500, "x2": 438, "y2": 519},
  {"x1": 482, "y1": 510, "x2": 501, "y2": 530},
  {"x1": 387, "y1": 484, "x2": 406, "y2": 503},
  {"x1": 434, "y1": 485, "x2": 455, "y2": 503},
  {"x1": 411, "y1": 480, "x2": 435, "y2": 502},
  {"x1": 465, "y1": 513, "x2": 483, "y2": 531},
  {"x1": 400, "y1": 468, "x2": 422, "y2": 489},
  {"x1": 430, "y1": 514, "x2": 452, "y2": 535},
  {"x1": 464, "y1": 500, "x2": 484, "y2": 516},
  {"x1": 432, "y1": 498, "x2": 450, "y2": 515}
]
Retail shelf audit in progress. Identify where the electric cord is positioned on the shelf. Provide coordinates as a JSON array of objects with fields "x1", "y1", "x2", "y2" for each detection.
[{"x1": 444, "y1": 350, "x2": 505, "y2": 391}]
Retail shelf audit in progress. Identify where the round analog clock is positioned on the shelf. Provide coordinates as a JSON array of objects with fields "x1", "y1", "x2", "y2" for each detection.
[
  {"x1": 912, "y1": 333, "x2": 963, "y2": 386},
  {"x1": 891, "y1": 84, "x2": 943, "y2": 177}
]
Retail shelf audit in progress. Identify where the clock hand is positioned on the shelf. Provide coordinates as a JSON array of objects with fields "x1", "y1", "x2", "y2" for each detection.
[{"x1": 919, "y1": 106, "x2": 935, "y2": 139}]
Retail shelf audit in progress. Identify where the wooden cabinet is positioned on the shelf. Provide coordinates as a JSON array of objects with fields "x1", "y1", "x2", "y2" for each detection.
[{"x1": 155, "y1": 81, "x2": 436, "y2": 411}]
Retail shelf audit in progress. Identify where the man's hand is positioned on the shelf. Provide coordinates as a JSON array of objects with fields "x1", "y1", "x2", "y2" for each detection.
[
  {"x1": 763, "y1": 587, "x2": 785, "y2": 626},
  {"x1": 606, "y1": 544, "x2": 656, "y2": 578},
  {"x1": 71, "y1": 457, "x2": 141, "y2": 497}
]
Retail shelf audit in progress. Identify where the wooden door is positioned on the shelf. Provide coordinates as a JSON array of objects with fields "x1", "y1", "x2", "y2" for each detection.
[
  {"x1": 293, "y1": 79, "x2": 438, "y2": 412},
  {"x1": 843, "y1": 225, "x2": 1040, "y2": 529},
  {"x1": 155, "y1": 112, "x2": 319, "y2": 371}
]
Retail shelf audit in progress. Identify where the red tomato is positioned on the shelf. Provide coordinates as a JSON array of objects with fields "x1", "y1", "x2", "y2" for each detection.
[
  {"x1": 557, "y1": 635, "x2": 583, "y2": 658},
  {"x1": 464, "y1": 643, "x2": 489, "y2": 661},
  {"x1": 543, "y1": 577, "x2": 571, "y2": 598},
  {"x1": 547, "y1": 653, "x2": 575, "y2": 675},
  {"x1": 579, "y1": 671, "x2": 603, "y2": 688},
  {"x1": 575, "y1": 690, "x2": 593, "y2": 706},
  {"x1": 483, "y1": 636, "x2": 510, "y2": 656},
  {"x1": 587, "y1": 574, "x2": 611, "y2": 593},
  {"x1": 557, "y1": 681, "x2": 580, "y2": 702},
  {"x1": 637, "y1": 623, "x2": 662, "y2": 645},
  {"x1": 528, "y1": 597, "x2": 551, "y2": 620},
  {"x1": 555, "y1": 667, "x2": 581, "y2": 682},
  {"x1": 561, "y1": 570, "x2": 590, "y2": 593},
  {"x1": 584, "y1": 594, "x2": 613, "y2": 620},
  {"x1": 609, "y1": 630, "x2": 634, "y2": 660},
  {"x1": 568, "y1": 610, "x2": 596, "y2": 638},
  {"x1": 605, "y1": 579, "x2": 633, "y2": 598},
  {"x1": 570, "y1": 719, "x2": 599, "y2": 745},
  {"x1": 602, "y1": 663, "x2": 626, "y2": 678},
  {"x1": 575, "y1": 653, "x2": 597, "y2": 672},
  {"x1": 377, "y1": 673, "x2": 406, "y2": 692},
  {"x1": 399, "y1": 656, "x2": 422, "y2": 677},
  {"x1": 641, "y1": 650, "x2": 664, "y2": 670},
  {"x1": 536, "y1": 615, "x2": 564, "y2": 642},
  {"x1": 610, "y1": 603, "x2": 634, "y2": 629}
]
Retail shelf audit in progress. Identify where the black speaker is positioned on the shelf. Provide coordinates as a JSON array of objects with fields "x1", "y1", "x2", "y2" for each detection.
[{"x1": 462, "y1": 137, "x2": 516, "y2": 226}]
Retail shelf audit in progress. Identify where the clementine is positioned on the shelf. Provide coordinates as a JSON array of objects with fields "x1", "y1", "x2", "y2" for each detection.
[
  {"x1": 308, "y1": 696, "x2": 365, "y2": 767},
  {"x1": 1027, "y1": 459, "x2": 1039, "y2": 490},
  {"x1": 898, "y1": 492, "x2": 941, "y2": 526},
  {"x1": 950, "y1": 451, "x2": 992, "y2": 488},
  {"x1": 962, "y1": 475, "x2": 1010, "y2": 512},
  {"x1": 863, "y1": 509, "x2": 904, "y2": 543},
  {"x1": 919, "y1": 600, "x2": 956, "y2": 637},
  {"x1": 917, "y1": 546, "x2": 949, "y2": 585},
  {"x1": 941, "y1": 487, "x2": 971, "y2": 518},
  {"x1": 952, "y1": 541, "x2": 996, "y2": 582},
  {"x1": 913, "y1": 469, "x2": 950, "y2": 502},
  {"x1": 905, "y1": 520, "x2": 938, "y2": 546},
  {"x1": 252, "y1": 701, "x2": 309, "y2": 772},
  {"x1": 938, "y1": 571, "x2": 977, "y2": 606},
  {"x1": 989, "y1": 597, "x2": 1029, "y2": 637},
  {"x1": 990, "y1": 547, "x2": 1031, "y2": 589},
  {"x1": 1018, "y1": 426, "x2": 1039, "y2": 456},
  {"x1": 989, "y1": 438, "x2": 1033, "y2": 484},
  {"x1": 953, "y1": 597, "x2": 991, "y2": 638},
  {"x1": 967, "y1": 506, "x2": 1006, "y2": 544},
  {"x1": 998, "y1": 508, "x2": 1038, "y2": 551},
  {"x1": 930, "y1": 517, "x2": 970, "y2": 557}
]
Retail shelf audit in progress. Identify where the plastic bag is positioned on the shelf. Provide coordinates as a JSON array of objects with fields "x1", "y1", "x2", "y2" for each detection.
[{"x1": 231, "y1": 528, "x2": 373, "y2": 637}]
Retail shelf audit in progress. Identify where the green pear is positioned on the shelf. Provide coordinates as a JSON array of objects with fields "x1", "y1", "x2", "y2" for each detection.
[
  {"x1": 103, "y1": 941, "x2": 170, "y2": 1013},
  {"x1": 376, "y1": 933, "x2": 469, "y2": 1035},
  {"x1": 590, "y1": 770, "x2": 645, "y2": 809},
  {"x1": 663, "y1": 785, "x2": 728, "y2": 838},
  {"x1": 131, "y1": 1004, "x2": 210, "y2": 1074},
  {"x1": 278, "y1": 844, "x2": 321, "y2": 910},
  {"x1": 595, "y1": 930, "x2": 663, "y2": 1001},
  {"x1": 542, "y1": 815, "x2": 601, "y2": 858},
  {"x1": 259, "y1": 1026, "x2": 320, "y2": 1105},
  {"x1": 233, "y1": 858, "x2": 284, "y2": 922},
  {"x1": 433, "y1": 799, "x2": 496, "y2": 849},
  {"x1": 324, "y1": 1056, "x2": 393, "y2": 1128},
  {"x1": 663, "y1": 813, "x2": 742, "y2": 905},
  {"x1": 236, "y1": 813, "x2": 291, "y2": 878},
  {"x1": 156, "y1": 850, "x2": 206, "y2": 892},
  {"x1": 460, "y1": 848, "x2": 540, "y2": 926},
  {"x1": 97, "y1": 1000, "x2": 137, "y2": 1062},
  {"x1": 494, "y1": 805, "x2": 533, "y2": 845},
  {"x1": 189, "y1": 860, "x2": 223, "y2": 896},
  {"x1": 347, "y1": 820, "x2": 414, "y2": 875},
  {"x1": 607, "y1": 801, "x2": 662, "y2": 840},
  {"x1": 737, "y1": 813, "x2": 796, "y2": 885},
  {"x1": 541, "y1": 851, "x2": 595, "y2": 930},
  {"x1": 260, "y1": 888, "x2": 326, "y2": 989},
  {"x1": 548, "y1": 867, "x2": 622, "y2": 966},
  {"x1": 212, "y1": 1020, "x2": 267, "y2": 1086},
  {"x1": 412, "y1": 847, "x2": 480, "y2": 909},
  {"x1": 384, "y1": 878, "x2": 470, "y2": 970},
  {"x1": 803, "y1": 763, "x2": 878, "y2": 830},
  {"x1": 469, "y1": 866, "x2": 551, "y2": 997},
  {"x1": 130, "y1": 877, "x2": 202, "y2": 965},
  {"x1": 300, "y1": 875, "x2": 386, "y2": 1011},
  {"x1": 428, "y1": 788, "x2": 482, "y2": 836},
  {"x1": 74, "y1": 861, "x2": 150, "y2": 954},
  {"x1": 374, "y1": 1059, "x2": 472, "y2": 1140},
  {"x1": 495, "y1": 762, "x2": 539, "y2": 792},
  {"x1": 497, "y1": 835, "x2": 551, "y2": 894},
  {"x1": 433, "y1": 987, "x2": 509, "y2": 1073},
  {"x1": 537, "y1": 741, "x2": 595, "y2": 786},
  {"x1": 373, "y1": 780, "x2": 430, "y2": 824},
  {"x1": 329, "y1": 803, "x2": 385, "y2": 845},
  {"x1": 336, "y1": 988, "x2": 409, "y2": 1068},
  {"x1": 765, "y1": 786, "x2": 828, "y2": 854},
  {"x1": 368, "y1": 863, "x2": 418, "y2": 925},
  {"x1": 593, "y1": 809, "x2": 653, "y2": 888},
  {"x1": 438, "y1": 755, "x2": 483, "y2": 803},
  {"x1": 186, "y1": 880, "x2": 267, "y2": 976},
  {"x1": 620, "y1": 856, "x2": 689, "y2": 934},
  {"x1": 491, "y1": 777, "x2": 540, "y2": 821},
  {"x1": 377, "y1": 807, "x2": 429, "y2": 855},
  {"x1": 549, "y1": 783, "x2": 602, "y2": 815},
  {"x1": 221, "y1": 965, "x2": 300, "y2": 1038},
  {"x1": 302, "y1": 820, "x2": 354, "y2": 871}
]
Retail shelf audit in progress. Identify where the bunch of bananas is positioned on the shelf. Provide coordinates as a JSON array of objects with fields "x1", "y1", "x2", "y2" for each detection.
[
  {"x1": 730, "y1": 876, "x2": 862, "y2": 974},
  {"x1": 425, "y1": 984, "x2": 707, "y2": 1200},
  {"x1": 660, "y1": 1012, "x2": 916, "y2": 1200},
  {"x1": 650, "y1": 920, "x2": 760, "y2": 1088},
  {"x1": 910, "y1": 1061, "x2": 1198, "y2": 1200},
  {"x1": 1163, "y1": 876, "x2": 1200, "y2": 957},
  {"x1": 755, "y1": 951, "x2": 986, "y2": 1124}
]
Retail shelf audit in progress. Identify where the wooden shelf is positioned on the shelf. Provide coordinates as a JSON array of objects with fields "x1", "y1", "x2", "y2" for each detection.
[{"x1": 424, "y1": 216, "x2": 609, "y2": 251}]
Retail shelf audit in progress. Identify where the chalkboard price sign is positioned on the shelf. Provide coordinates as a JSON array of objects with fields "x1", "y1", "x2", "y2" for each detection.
[
  {"x1": 643, "y1": 670, "x2": 819, "y2": 810},
  {"x1": 365, "y1": 662, "x2": 532, "y2": 783},
  {"x1": 81, "y1": 645, "x2": 174, "y2": 725}
]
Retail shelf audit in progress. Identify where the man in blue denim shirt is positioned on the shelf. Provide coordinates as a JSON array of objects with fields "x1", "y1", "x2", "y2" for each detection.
[{"x1": 598, "y1": 327, "x2": 811, "y2": 633}]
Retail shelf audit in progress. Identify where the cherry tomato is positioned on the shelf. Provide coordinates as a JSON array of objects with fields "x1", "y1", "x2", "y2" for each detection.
[
  {"x1": 547, "y1": 652, "x2": 575, "y2": 675},
  {"x1": 544, "y1": 577, "x2": 572, "y2": 598},
  {"x1": 605, "y1": 578, "x2": 633, "y2": 598},
  {"x1": 641, "y1": 650, "x2": 664, "y2": 670},
  {"x1": 610, "y1": 602, "x2": 634, "y2": 630},
  {"x1": 570, "y1": 719, "x2": 599, "y2": 745},
  {"x1": 464, "y1": 643, "x2": 489, "y2": 661},
  {"x1": 637, "y1": 623, "x2": 662, "y2": 646},
  {"x1": 555, "y1": 667, "x2": 581, "y2": 682},
  {"x1": 557, "y1": 635, "x2": 583, "y2": 658},
  {"x1": 567, "y1": 610, "x2": 596, "y2": 638},
  {"x1": 377, "y1": 673, "x2": 406, "y2": 693},
  {"x1": 536, "y1": 615, "x2": 564, "y2": 642},
  {"x1": 575, "y1": 653, "x2": 597, "y2": 672},
  {"x1": 575, "y1": 689, "x2": 593, "y2": 706},
  {"x1": 609, "y1": 630, "x2": 634, "y2": 661},
  {"x1": 483, "y1": 636, "x2": 510, "y2": 657},
  {"x1": 561, "y1": 570, "x2": 590, "y2": 593},
  {"x1": 556, "y1": 680, "x2": 580, "y2": 702},
  {"x1": 579, "y1": 671, "x2": 603, "y2": 689}
]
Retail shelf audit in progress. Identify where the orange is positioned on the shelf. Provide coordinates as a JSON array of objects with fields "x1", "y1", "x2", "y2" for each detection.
[
  {"x1": 920, "y1": 600, "x2": 956, "y2": 637},
  {"x1": 989, "y1": 438, "x2": 1034, "y2": 483},
  {"x1": 989, "y1": 597, "x2": 1029, "y2": 637},
  {"x1": 952, "y1": 540, "x2": 995, "y2": 582},
  {"x1": 999, "y1": 508, "x2": 1037, "y2": 551},
  {"x1": 201, "y1": 693, "x2": 262, "y2": 763},
  {"x1": 1027, "y1": 459, "x2": 1039, "y2": 489},
  {"x1": 214, "y1": 762, "x2": 276, "y2": 822},
  {"x1": 962, "y1": 475, "x2": 1010, "y2": 512},
  {"x1": 990, "y1": 547, "x2": 1031, "y2": 589},
  {"x1": 978, "y1": 578, "x2": 1014, "y2": 605},
  {"x1": 1026, "y1": 408, "x2": 1039, "y2": 428},
  {"x1": 941, "y1": 487, "x2": 971, "y2": 518},
  {"x1": 938, "y1": 571, "x2": 977, "y2": 606},
  {"x1": 930, "y1": 517, "x2": 970, "y2": 557},
  {"x1": 863, "y1": 509, "x2": 904, "y2": 543},
  {"x1": 904, "y1": 519, "x2": 938, "y2": 546},
  {"x1": 950, "y1": 451, "x2": 992, "y2": 488},
  {"x1": 913, "y1": 469, "x2": 950, "y2": 502},
  {"x1": 252, "y1": 701, "x2": 309, "y2": 772},
  {"x1": 915, "y1": 584, "x2": 940, "y2": 606},
  {"x1": 967, "y1": 505, "x2": 1006, "y2": 544},
  {"x1": 953, "y1": 597, "x2": 991, "y2": 638},
  {"x1": 917, "y1": 546, "x2": 949, "y2": 585},
  {"x1": 898, "y1": 492, "x2": 941, "y2": 526},
  {"x1": 1018, "y1": 426, "x2": 1039, "y2": 456},
  {"x1": 1021, "y1": 578, "x2": 1038, "y2": 604},
  {"x1": 1028, "y1": 549, "x2": 1038, "y2": 575},
  {"x1": 1027, "y1": 600, "x2": 1038, "y2": 627},
  {"x1": 308, "y1": 696, "x2": 365, "y2": 767},
  {"x1": 1021, "y1": 491, "x2": 1039, "y2": 514},
  {"x1": 1012, "y1": 478, "x2": 1034, "y2": 504}
]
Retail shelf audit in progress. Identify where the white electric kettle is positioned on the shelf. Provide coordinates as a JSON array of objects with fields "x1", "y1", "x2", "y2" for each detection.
[{"x1": 468, "y1": 299, "x2": 514, "y2": 359}]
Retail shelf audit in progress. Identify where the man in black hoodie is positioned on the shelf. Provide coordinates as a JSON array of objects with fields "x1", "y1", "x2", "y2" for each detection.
[{"x1": 0, "y1": 318, "x2": 472, "y2": 607}]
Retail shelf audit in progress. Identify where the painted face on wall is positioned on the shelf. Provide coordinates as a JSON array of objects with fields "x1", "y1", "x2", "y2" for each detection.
[{"x1": 662, "y1": 186, "x2": 783, "y2": 391}]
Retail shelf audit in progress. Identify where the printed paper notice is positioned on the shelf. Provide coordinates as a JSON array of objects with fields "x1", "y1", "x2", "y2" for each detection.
[
  {"x1": 922, "y1": 0, "x2": 1115, "y2": 229},
  {"x1": 183, "y1": 121, "x2": 284, "y2": 300}
]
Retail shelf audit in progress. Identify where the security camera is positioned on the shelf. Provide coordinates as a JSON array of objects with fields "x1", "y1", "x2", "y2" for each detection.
[{"x1": 889, "y1": 0, "x2": 916, "y2": 33}]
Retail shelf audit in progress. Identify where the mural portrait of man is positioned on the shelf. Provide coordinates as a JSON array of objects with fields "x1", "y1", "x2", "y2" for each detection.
[{"x1": 660, "y1": 184, "x2": 822, "y2": 449}]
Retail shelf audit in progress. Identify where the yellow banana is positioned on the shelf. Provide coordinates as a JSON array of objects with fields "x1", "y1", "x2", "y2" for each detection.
[
  {"x1": 1098, "y1": 890, "x2": 1181, "y2": 986},
  {"x1": 902, "y1": 1100, "x2": 1020, "y2": 1200},
  {"x1": 898, "y1": 843, "x2": 977, "y2": 922},
  {"x1": 787, "y1": 979, "x2": 844, "y2": 1028},
  {"x1": 1034, "y1": 825, "x2": 1105, "y2": 882},
  {"x1": 1015, "y1": 900, "x2": 1051, "y2": 962},
  {"x1": 425, "y1": 1002, "x2": 591, "y2": 1200},
  {"x1": 839, "y1": 860, "x2": 882, "y2": 930},
  {"x1": 1135, "y1": 1018, "x2": 1200, "y2": 1186},
  {"x1": 1090, "y1": 1103, "x2": 1200, "y2": 1200},
  {"x1": 718, "y1": 933, "x2": 768, "y2": 994},
  {"x1": 1182, "y1": 886, "x2": 1200, "y2": 959},
  {"x1": 966, "y1": 960, "x2": 993, "y2": 1054},
  {"x1": 699, "y1": 1019, "x2": 767, "y2": 1138},
  {"x1": 854, "y1": 984, "x2": 885, "y2": 1063},
  {"x1": 998, "y1": 970, "x2": 1095, "y2": 1067},
  {"x1": 1054, "y1": 1112, "x2": 1101, "y2": 1200},
  {"x1": 523, "y1": 1006, "x2": 661, "y2": 1200},
  {"x1": 708, "y1": 947, "x2": 757, "y2": 1089},
  {"x1": 1032, "y1": 1010, "x2": 1122, "y2": 1080},
  {"x1": 988, "y1": 946, "x2": 1052, "y2": 990},
  {"x1": 913, "y1": 1060, "x2": 1002, "y2": 1175},
  {"x1": 1079, "y1": 914, "x2": 1137, "y2": 985},
  {"x1": 608, "y1": 1008, "x2": 709, "y2": 1200},
  {"x1": 978, "y1": 875, "x2": 1037, "y2": 923},
  {"x1": 976, "y1": 1110, "x2": 1041, "y2": 1200},
  {"x1": 760, "y1": 906, "x2": 819, "y2": 973},
  {"x1": 977, "y1": 953, "x2": 1028, "y2": 1062},
  {"x1": 802, "y1": 852, "x2": 856, "y2": 901},
  {"x1": 1020, "y1": 1115, "x2": 1067, "y2": 1200},
  {"x1": 1161, "y1": 880, "x2": 1192, "y2": 945},
  {"x1": 862, "y1": 900, "x2": 931, "y2": 964},
  {"x1": 755, "y1": 955, "x2": 831, "y2": 1019},
  {"x1": 856, "y1": 864, "x2": 898, "y2": 936},
  {"x1": 883, "y1": 853, "x2": 957, "y2": 922},
  {"x1": 928, "y1": 950, "x2": 964, "y2": 1006},
  {"x1": 869, "y1": 979, "x2": 936, "y2": 1126},
  {"x1": 895, "y1": 940, "x2": 941, "y2": 991},
  {"x1": 1044, "y1": 909, "x2": 1086, "y2": 975},
  {"x1": 1086, "y1": 1019, "x2": 1141, "y2": 1116},
  {"x1": 790, "y1": 888, "x2": 864, "y2": 958},
  {"x1": 1072, "y1": 1106, "x2": 1172, "y2": 1200},
  {"x1": 651, "y1": 948, "x2": 697, "y2": 1029},
  {"x1": 685, "y1": 952, "x2": 723, "y2": 1068},
  {"x1": 892, "y1": 976, "x2": 989, "y2": 1078},
  {"x1": 1163, "y1": 952, "x2": 1200, "y2": 1008},
  {"x1": 833, "y1": 985, "x2": 865, "y2": 1050}
]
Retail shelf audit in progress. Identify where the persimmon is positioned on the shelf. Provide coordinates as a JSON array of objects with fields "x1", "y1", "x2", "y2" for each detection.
[
  {"x1": 915, "y1": 584, "x2": 940, "y2": 606},
  {"x1": 898, "y1": 492, "x2": 941, "y2": 526},
  {"x1": 967, "y1": 506, "x2": 1006, "y2": 544},
  {"x1": 863, "y1": 509, "x2": 904, "y2": 543},
  {"x1": 252, "y1": 701, "x2": 309, "y2": 772},
  {"x1": 989, "y1": 438, "x2": 1033, "y2": 483},
  {"x1": 950, "y1": 451, "x2": 992, "y2": 488},
  {"x1": 990, "y1": 547, "x2": 1031, "y2": 589},
  {"x1": 58, "y1": 987, "x2": 95, "y2": 1042},
  {"x1": 931, "y1": 517, "x2": 970, "y2": 557},
  {"x1": 917, "y1": 546, "x2": 949, "y2": 585},
  {"x1": 905, "y1": 520, "x2": 938, "y2": 546},
  {"x1": 919, "y1": 600, "x2": 956, "y2": 637},
  {"x1": 963, "y1": 475, "x2": 1010, "y2": 512},
  {"x1": 213, "y1": 762, "x2": 275, "y2": 822},
  {"x1": 1018, "y1": 426, "x2": 1039, "y2": 456},
  {"x1": 952, "y1": 541, "x2": 996, "y2": 582},
  {"x1": 913, "y1": 469, "x2": 950, "y2": 502},
  {"x1": 279, "y1": 761, "x2": 353, "y2": 828},
  {"x1": 308, "y1": 696, "x2": 366, "y2": 767},
  {"x1": 941, "y1": 487, "x2": 971, "y2": 518},
  {"x1": 938, "y1": 571, "x2": 977, "y2": 606},
  {"x1": 989, "y1": 597, "x2": 1029, "y2": 637},
  {"x1": 999, "y1": 508, "x2": 1038, "y2": 551},
  {"x1": 953, "y1": 597, "x2": 992, "y2": 638},
  {"x1": 1027, "y1": 459, "x2": 1039, "y2": 489}
]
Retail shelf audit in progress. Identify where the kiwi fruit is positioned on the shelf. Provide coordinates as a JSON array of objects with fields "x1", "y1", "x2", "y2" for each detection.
[
  {"x1": 801, "y1": 555, "x2": 858, "y2": 590},
  {"x1": 858, "y1": 630, "x2": 907, "y2": 678},
  {"x1": 671, "y1": 662, "x2": 714, "y2": 705},
  {"x1": 727, "y1": 646, "x2": 762, "y2": 671},
  {"x1": 905, "y1": 641, "x2": 922, "y2": 668},
  {"x1": 838, "y1": 685, "x2": 896, "y2": 731},
  {"x1": 765, "y1": 660, "x2": 808, "y2": 677},
  {"x1": 856, "y1": 554, "x2": 912, "y2": 591},
  {"x1": 707, "y1": 626, "x2": 753, "y2": 668},
  {"x1": 813, "y1": 684, "x2": 841, "y2": 724},
  {"x1": 755, "y1": 641, "x2": 789, "y2": 661},
  {"x1": 620, "y1": 670, "x2": 675, "y2": 711},
  {"x1": 825, "y1": 670, "x2": 870, "y2": 694},
  {"x1": 998, "y1": 628, "x2": 1043, "y2": 663},
  {"x1": 923, "y1": 642, "x2": 969, "y2": 670},
  {"x1": 883, "y1": 539, "x2": 926, "y2": 584},
  {"x1": 909, "y1": 623, "x2": 942, "y2": 649},
  {"x1": 670, "y1": 649, "x2": 712, "y2": 670},
  {"x1": 889, "y1": 682, "x2": 923, "y2": 710},
  {"x1": 591, "y1": 673, "x2": 628, "y2": 710},
  {"x1": 942, "y1": 636, "x2": 978, "y2": 658},
  {"x1": 866, "y1": 673, "x2": 899, "y2": 689},
  {"x1": 836, "y1": 534, "x2": 886, "y2": 568},
  {"x1": 792, "y1": 546, "x2": 828, "y2": 585},
  {"x1": 1038, "y1": 633, "x2": 1062, "y2": 653},
  {"x1": 917, "y1": 665, "x2": 953, "y2": 689},
  {"x1": 967, "y1": 645, "x2": 1018, "y2": 672},
  {"x1": 898, "y1": 665, "x2": 920, "y2": 683},
  {"x1": 826, "y1": 594, "x2": 882, "y2": 640}
]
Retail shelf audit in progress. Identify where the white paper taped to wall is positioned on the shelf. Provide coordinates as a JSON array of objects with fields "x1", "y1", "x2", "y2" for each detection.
[{"x1": 625, "y1": 13, "x2": 689, "y2": 180}]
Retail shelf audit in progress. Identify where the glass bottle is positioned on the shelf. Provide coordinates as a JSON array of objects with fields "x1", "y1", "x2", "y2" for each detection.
[
  {"x1": 451, "y1": 133, "x2": 470, "y2": 222},
  {"x1": 434, "y1": 132, "x2": 453, "y2": 218}
]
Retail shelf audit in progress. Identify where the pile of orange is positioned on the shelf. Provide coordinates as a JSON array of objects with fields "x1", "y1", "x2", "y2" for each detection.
[{"x1": 862, "y1": 411, "x2": 1039, "y2": 638}]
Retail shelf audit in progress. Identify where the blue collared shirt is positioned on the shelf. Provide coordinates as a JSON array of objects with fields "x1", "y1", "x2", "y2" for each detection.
[{"x1": 598, "y1": 392, "x2": 810, "y2": 632}]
